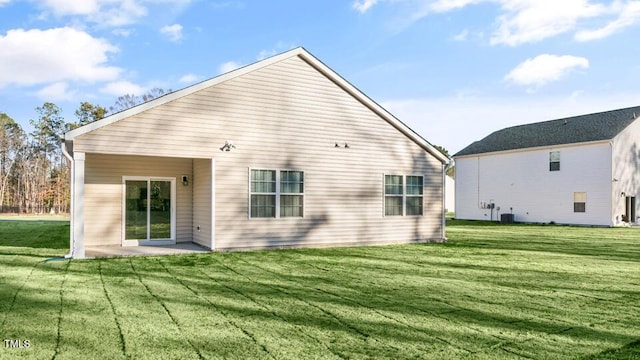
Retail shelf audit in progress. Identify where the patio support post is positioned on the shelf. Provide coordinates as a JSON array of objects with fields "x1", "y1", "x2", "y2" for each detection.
[
  {"x1": 73, "y1": 152, "x2": 85, "y2": 258},
  {"x1": 211, "y1": 158, "x2": 216, "y2": 250}
]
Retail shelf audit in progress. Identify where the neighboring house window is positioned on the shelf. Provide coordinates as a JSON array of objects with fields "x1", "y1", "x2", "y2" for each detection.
[
  {"x1": 384, "y1": 175, "x2": 423, "y2": 216},
  {"x1": 250, "y1": 169, "x2": 304, "y2": 218},
  {"x1": 574, "y1": 192, "x2": 586, "y2": 213},
  {"x1": 549, "y1": 151, "x2": 560, "y2": 171}
]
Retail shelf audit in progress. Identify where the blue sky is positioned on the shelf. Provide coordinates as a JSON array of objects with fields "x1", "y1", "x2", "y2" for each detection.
[{"x1": 1, "y1": 0, "x2": 639, "y2": 153}]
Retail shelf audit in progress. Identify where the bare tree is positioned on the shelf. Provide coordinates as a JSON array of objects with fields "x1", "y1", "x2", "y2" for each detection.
[
  {"x1": 0, "y1": 113, "x2": 25, "y2": 210},
  {"x1": 109, "y1": 88, "x2": 172, "y2": 113}
]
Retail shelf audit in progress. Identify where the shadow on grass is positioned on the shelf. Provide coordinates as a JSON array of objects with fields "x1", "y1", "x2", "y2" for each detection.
[{"x1": 583, "y1": 339, "x2": 640, "y2": 359}]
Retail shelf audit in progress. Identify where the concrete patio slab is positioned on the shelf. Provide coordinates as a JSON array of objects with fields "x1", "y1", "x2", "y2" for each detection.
[{"x1": 85, "y1": 242, "x2": 210, "y2": 259}]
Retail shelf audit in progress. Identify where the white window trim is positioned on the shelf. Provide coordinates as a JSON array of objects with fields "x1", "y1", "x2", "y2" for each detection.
[
  {"x1": 248, "y1": 168, "x2": 305, "y2": 219},
  {"x1": 122, "y1": 176, "x2": 176, "y2": 246},
  {"x1": 383, "y1": 174, "x2": 424, "y2": 217}
]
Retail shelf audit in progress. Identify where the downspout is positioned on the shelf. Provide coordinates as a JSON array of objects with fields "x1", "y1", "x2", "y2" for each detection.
[
  {"x1": 609, "y1": 140, "x2": 615, "y2": 227},
  {"x1": 61, "y1": 138, "x2": 74, "y2": 258},
  {"x1": 442, "y1": 158, "x2": 453, "y2": 241}
]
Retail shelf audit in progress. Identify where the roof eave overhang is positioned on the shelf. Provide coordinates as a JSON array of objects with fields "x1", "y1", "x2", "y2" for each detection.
[
  {"x1": 64, "y1": 47, "x2": 450, "y2": 165},
  {"x1": 453, "y1": 139, "x2": 612, "y2": 159}
]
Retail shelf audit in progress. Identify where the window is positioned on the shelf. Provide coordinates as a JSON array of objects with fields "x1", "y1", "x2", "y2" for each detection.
[
  {"x1": 406, "y1": 176, "x2": 424, "y2": 215},
  {"x1": 250, "y1": 169, "x2": 303, "y2": 218},
  {"x1": 574, "y1": 192, "x2": 586, "y2": 213},
  {"x1": 384, "y1": 175, "x2": 423, "y2": 216},
  {"x1": 550, "y1": 151, "x2": 560, "y2": 171},
  {"x1": 280, "y1": 170, "x2": 304, "y2": 217},
  {"x1": 385, "y1": 175, "x2": 403, "y2": 216}
]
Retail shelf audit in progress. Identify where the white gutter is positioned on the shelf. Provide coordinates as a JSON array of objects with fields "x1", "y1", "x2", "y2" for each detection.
[{"x1": 61, "y1": 138, "x2": 74, "y2": 258}]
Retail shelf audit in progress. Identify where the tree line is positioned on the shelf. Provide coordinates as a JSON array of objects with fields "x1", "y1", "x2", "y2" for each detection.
[{"x1": 0, "y1": 89, "x2": 169, "y2": 214}]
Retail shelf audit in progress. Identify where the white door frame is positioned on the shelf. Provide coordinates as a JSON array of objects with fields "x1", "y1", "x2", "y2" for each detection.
[{"x1": 122, "y1": 176, "x2": 176, "y2": 246}]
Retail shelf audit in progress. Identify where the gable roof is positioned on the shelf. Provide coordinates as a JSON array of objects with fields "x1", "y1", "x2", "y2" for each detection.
[
  {"x1": 65, "y1": 47, "x2": 449, "y2": 165},
  {"x1": 454, "y1": 105, "x2": 640, "y2": 157}
]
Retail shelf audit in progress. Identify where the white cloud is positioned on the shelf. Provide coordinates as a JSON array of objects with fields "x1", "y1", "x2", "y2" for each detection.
[
  {"x1": 352, "y1": 0, "x2": 378, "y2": 13},
  {"x1": 575, "y1": 1, "x2": 640, "y2": 41},
  {"x1": 37, "y1": 0, "x2": 148, "y2": 27},
  {"x1": 40, "y1": 0, "x2": 100, "y2": 15},
  {"x1": 34, "y1": 82, "x2": 76, "y2": 101},
  {"x1": 452, "y1": 29, "x2": 469, "y2": 41},
  {"x1": 430, "y1": 0, "x2": 485, "y2": 13},
  {"x1": 218, "y1": 61, "x2": 243, "y2": 74},
  {"x1": 375, "y1": 0, "x2": 635, "y2": 45},
  {"x1": 0, "y1": 27, "x2": 121, "y2": 87},
  {"x1": 218, "y1": 44, "x2": 294, "y2": 76},
  {"x1": 257, "y1": 42, "x2": 295, "y2": 60},
  {"x1": 160, "y1": 24, "x2": 183, "y2": 42},
  {"x1": 0, "y1": 0, "x2": 12, "y2": 5},
  {"x1": 505, "y1": 54, "x2": 589, "y2": 88},
  {"x1": 257, "y1": 49, "x2": 277, "y2": 60},
  {"x1": 490, "y1": 0, "x2": 606, "y2": 46},
  {"x1": 112, "y1": 28, "x2": 134, "y2": 37},
  {"x1": 100, "y1": 80, "x2": 145, "y2": 96},
  {"x1": 95, "y1": 0, "x2": 147, "y2": 27},
  {"x1": 179, "y1": 73, "x2": 199, "y2": 83}
]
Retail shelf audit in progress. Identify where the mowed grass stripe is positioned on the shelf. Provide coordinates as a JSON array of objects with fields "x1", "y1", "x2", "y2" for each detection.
[
  {"x1": 128, "y1": 258, "x2": 205, "y2": 360},
  {"x1": 234, "y1": 251, "x2": 486, "y2": 357},
  {"x1": 214, "y1": 253, "x2": 453, "y2": 360},
  {"x1": 272, "y1": 249, "x2": 554, "y2": 337},
  {"x1": 229, "y1": 242, "x2": 638, "y2": 359},
  {"x1": 205, "y1": 252, "x2": 396, "y2": 359},
  {"x1": 0, "y1": 256, "x2": 40, "y2": 331},
  {"x1": 157, "y1": 256, "x2": 346, "y2": 360},
  {"x1": 99, "y1": 261, "x2": 129, "y2": 359},
  {"x1": 53, "y1": 260, "x2": 126, "y2": 360},
  {"x1": 177, "y1": 255, "x2": 365, "y2": 359},
  {"x1": 136, "y1": 256, "x2": 274, "y2": 360},
  {"x1": 1, "y1": 260, "x2": 68, "y2": 359},
  {"x1": 271, "y1": 250, "x2": 514, "y2": 351},
  {"x1": 97, "y1": 258, "x2": 198, "y2": 359},
  {"x1": 52, "y1": 260, "x2": 70, "y2": 360}
]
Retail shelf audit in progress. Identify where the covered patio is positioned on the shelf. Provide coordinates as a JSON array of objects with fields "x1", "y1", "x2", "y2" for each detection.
[{"x1": 84, "y1": 242, "x2": 210, "y2": 259}]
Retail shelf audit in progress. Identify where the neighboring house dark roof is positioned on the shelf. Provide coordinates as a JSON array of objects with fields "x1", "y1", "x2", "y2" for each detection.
[{"x1": 454, "y1": 105, "x2": 640, "y2": 157}]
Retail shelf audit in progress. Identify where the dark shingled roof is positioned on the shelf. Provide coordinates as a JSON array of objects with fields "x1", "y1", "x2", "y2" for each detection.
[{"x1": 454, "y1": 105, "x2": 640, "y2": 157}]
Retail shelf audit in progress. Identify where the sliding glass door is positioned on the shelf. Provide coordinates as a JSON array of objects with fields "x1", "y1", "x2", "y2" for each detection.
[{"x1": 123, "y1": 177, "x2": 175, "y2": 245}]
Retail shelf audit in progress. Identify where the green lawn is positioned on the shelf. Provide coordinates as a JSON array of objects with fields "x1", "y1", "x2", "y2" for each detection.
[{"x1": 0, "y1": 220, "x2": 639, "y2": 359}]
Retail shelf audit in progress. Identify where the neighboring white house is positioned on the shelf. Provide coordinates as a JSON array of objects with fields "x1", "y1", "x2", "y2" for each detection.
[
  {"x1": 454, "y1": 106, "x2": 640, "y2": 226},
  {"x1": 62, "y1": 47, "x2": 450, "y2": 259},
  {"x1": 445, "y1": 175, "x2": 455, "y2": 214}
]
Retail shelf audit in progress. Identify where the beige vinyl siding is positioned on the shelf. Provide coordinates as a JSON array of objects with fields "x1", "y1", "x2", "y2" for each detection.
[
  {"x1": 77, "y1": 55, "x2": 443, "y2": 249},
  {"x1": 84, "y1": 154, "x2": 193, "y2": 246},
  {"x1": 192, "y1": 158, "x2": 212, "y2": 247}
]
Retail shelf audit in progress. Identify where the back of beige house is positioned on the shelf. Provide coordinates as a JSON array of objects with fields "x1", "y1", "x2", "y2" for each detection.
[{"x1": 63, "y1": 47, "x2": 449, "y2": 258}]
